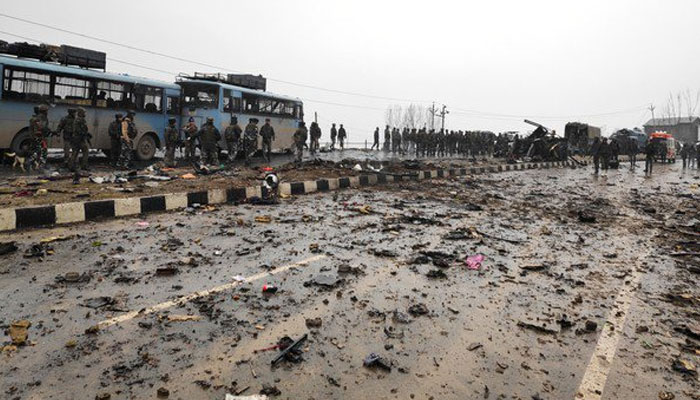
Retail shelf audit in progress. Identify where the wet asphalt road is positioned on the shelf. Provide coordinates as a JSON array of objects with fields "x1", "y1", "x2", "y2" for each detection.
[{"x1": 1, "y1": 162, "x2": 698, "y2": 400}]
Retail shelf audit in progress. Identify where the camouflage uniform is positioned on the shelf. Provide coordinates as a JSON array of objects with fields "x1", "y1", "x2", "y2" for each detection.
[
  {"x1": 164, "y1": 118, "x2": 179, "y2": 167},
  {"x1": 309, "y1": 122, "x2": 321, "y2": 154},
  {"x1": 243, "y1": 120, "x2": 259, "y2": 163},
  {"x1": 260, "y1": 121, "x2": 275, "y2": 161},
  {"x1": 182, "y1": 121, "x2": 198, "y2": 163},
  {"x1": 330, "y1": 124, "x2": 337, "y2": 150},
  {"x1": 69, "y1": 108, "x2": 90, "y2": 171},
  {"x1": 337, "y1": 126, "x2": 347, "y2": 149},
  {"x1": 224, "y1": 118, "x2": 242, "y2": 162},
  {"x1": 194, "y1": 118, "x2": 221, "y2": 165},
  {"x1": 28, "y1": 105, "x2": 50, "y2": 169},
  {"x1": 56, "y1": 109, "x2": 76, "y2": 168},
  {"x1": 293, "y1": 123, "x2": 308, "y2": 163},
  {"x1": 118, "y1": 114, "x2": 137, "y2": 169},
  {"x1": 108, "y1": 114, "x2": 122, "y2": 166}
]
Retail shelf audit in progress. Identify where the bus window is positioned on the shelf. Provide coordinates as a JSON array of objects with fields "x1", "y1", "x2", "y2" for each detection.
[
  {"x1": 223, "y1": 89, "x2": 232, "y2": 112},
  {"x1": 242, "y1": 93, "x2": 260, "y2": 113},
  {"x1": 181, "y1": 83, "x2": 218, "y2": 109},
  {"x1": 167, "y1": 96, "x2": 180, "y2": 115},
  {"x1": 54, "y1": 75, "x2": 92, "y2": 105},
  {"x1": 142, "y1": 86, "x2": 163, "y2": 113},
  {"x1": 2, "y1": 67, "x2": 51, "y2": 102},
  {"x1": 96, "y1": 81, "x2": 130, "y2": 109}
]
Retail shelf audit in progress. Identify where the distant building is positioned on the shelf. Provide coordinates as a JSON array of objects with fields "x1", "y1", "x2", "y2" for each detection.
[{"x1": 643, "y1": 117, "x2": 700, "y2": 144}]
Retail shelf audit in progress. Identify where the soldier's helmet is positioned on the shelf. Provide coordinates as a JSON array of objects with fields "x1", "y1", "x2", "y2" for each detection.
[
  {"x1": 251, "y1": 118, "x2": 259, "y2": 123},
  {"x1": 168, "y1": 117, "x2": 176, "y2": 123},
  {"x1": 77, "y1": 107, "x2": 86, "y2": 116},
  {"x1": 188, "y1": 117, "x2": 195, "y2": 123},
  {"x1": 115, "y1": 113, "x2": 123, "y2": 119},
  {"x1": 38, "y1": 104, "x2": 49, "y2": 112},
  {"x1": 231, "y1": 116, "x2": 237, "y2": 123},
  {"x1": 265, "y1": 118, "x2": 270, "y2": 122},
  {"x1": 127, "y1": 110, "x2": 136, "y2": 117},
  {"x1": 68, "y1": 108, "x2": 77, "y2": 114},
  {"x1": 206, "y1": 117, "x2": 214, "y2": 123},
  {"x1": 33, "y1": 106, "x2": 40, "y2": 114}
]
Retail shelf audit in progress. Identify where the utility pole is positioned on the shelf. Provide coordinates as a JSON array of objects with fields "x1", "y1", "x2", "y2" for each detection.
[
  {"x1": 430, "y1": 102, "x2": 436, "y2": 130},
  {"x1": 439, "y1": 104, "x2": 449, "y2": 132},
  {"x1": 314, "y1": 111, "x2": 318, "y2": 124},
  {"x1": 648, "y1": 104, "x2": 656, "y2": 123}
]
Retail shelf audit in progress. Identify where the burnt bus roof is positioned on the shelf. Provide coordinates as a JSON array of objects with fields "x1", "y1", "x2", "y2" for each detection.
[{"x1": 0, "y1": 55, "x2": 180, "y2": 91}]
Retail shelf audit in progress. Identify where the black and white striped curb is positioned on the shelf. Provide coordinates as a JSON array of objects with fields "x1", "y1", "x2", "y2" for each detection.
[{"x1": 0, "y1": 160, "x2": 578, "y2": 232}]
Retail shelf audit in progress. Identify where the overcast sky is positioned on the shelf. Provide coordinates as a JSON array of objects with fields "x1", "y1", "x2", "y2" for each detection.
[{"x1": 2, "y1": 0, "x2": 700, "y2": 141}]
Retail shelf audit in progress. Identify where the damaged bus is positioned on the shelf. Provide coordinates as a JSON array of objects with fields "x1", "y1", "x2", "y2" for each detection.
[
  {"x1": 0, "y1": 45, "x2": 180, "y2": 161},
  {"x1": 177, "y1": 73, "x2": 304, "y2": 155}
]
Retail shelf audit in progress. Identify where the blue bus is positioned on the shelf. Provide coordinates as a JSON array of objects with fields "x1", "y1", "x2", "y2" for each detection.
[
  {"x1": 0, "y1": 54, "x2": 180, "y2": 160},
  {"x1": 177, "y1": 74, "x2": 303, "y2": 152}
]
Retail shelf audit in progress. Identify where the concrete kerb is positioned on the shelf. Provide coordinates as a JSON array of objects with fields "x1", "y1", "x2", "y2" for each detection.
[{"x1": 1, "y1": 160, "x2": 583, "y2": 232}]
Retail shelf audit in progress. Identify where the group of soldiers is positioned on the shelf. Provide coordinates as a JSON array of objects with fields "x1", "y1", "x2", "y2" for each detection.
[
  {"x1": 371, "y1": 126, "x2": 498, "y2": 158},
  {"x1": 162, "y1": 116, "x2": 316, "y2": 167},
  {"x1": 28, "y1": 105, "x2": 136, "y2": 172},
  {"x1": 161, "y1": 116, "x2": 280, "y2": 167}
]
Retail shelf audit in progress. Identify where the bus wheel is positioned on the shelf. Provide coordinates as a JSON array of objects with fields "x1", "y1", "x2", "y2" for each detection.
[
  {"x1": 136, "y1": 134, "x2": 157, "y2": 161},
  {"x1": 10, "y1": 129, "x2": 34, "y2": 157}
]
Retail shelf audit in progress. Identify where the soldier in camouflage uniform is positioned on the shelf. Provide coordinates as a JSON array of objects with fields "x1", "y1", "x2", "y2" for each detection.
[
  {"x1": 309, "y1": 121, "x2": 321, "y2": 154},
  {"x1": 182, "y1": 117, "x2": 198, "y2": 163},
  {"x1": 260, "y1": 118, "x2": 275, "y2": 162},
  {"x1": 163, "y1": 117, "x2": 179, "y2": 167},
  {"x1": 193, "y1": 117, "x2": 221, "y2": 165},
  {"x1": 108, "y1": 113, "x2": 123, "y2": 167},
  {"x1": 69, "y1": 108, "x2": 90, "y2": 171},
  {"x1": 28, "y1": 104, "x2": 51, "y2": 170},
  {"x1": 56, "y1": 108, "x2": 76, "y2": 169},
  {"x1": 293, "y1": 121, "x2": 308, "y2": 164},
  {"x1": 243, "y1": 118, "x2": 259, "y2": 165},
  {"x1": 117, "y1": 112, "x2": 137, "y2": 169},
  {"x1": 224, "y1": 116, "x2": 242, "y2": 163}
]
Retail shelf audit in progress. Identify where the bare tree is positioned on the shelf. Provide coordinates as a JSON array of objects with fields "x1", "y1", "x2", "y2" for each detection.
[
  {"x1": 384, "y1": 104, "x2": 403, "y2": 128},
  {"x1": 683, "y1": 89, "x2": 700, "y2": 120},
  {"x1": 386, "y1": 103, "x2": 430, "y2": 130}
]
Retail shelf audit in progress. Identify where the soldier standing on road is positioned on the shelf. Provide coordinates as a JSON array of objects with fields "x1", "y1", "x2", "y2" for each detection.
[
  {"x1": 590, "y1": 137, "x2": 601, "y2": 175},
  {"x1": 164, "y1": 117, "x2": 179, "y2": 167},
  {"x1": 599, "y1": 138, "x2": 611, "y2": 175},
  {"x1": 293, "y1": 121, "x2": 308, "y2": 164},
  {"x1": 628, "y1": 137, "x2": 638, "y2": 169},
  {"x1": 680, "y1": 142, "x2": 690, "y2": 169},
  {"x1": 690, "y1": 142, "x2": 698, "y2": 168},
  {"x1": 193, "y1": 117, "x2": 221, "y2": 166},
  {"x1": 108, "y1": 113, "x2": 122, "y2": 167},
  {"x1": 118, "y1": 111, "x2": 137, "y2": 169},
  {"x1": 644, "y1": 138, "x2": 655, "y2": 176},
  {"x1": 384, "y1": 125, "x2": 391, "y2": 152},
  {"x1": 309, "y1": 121, "x2": 321, "y2": 154},
  {"x1": 260, "y1": 118, "x2": 275, "y2": 161},
  {"x1": 70, "y1": 108, "x2": 90, "y2": 171},
  {"x1": 224, "y1": 116, "x2": 242, "y2": 163},
  {"x1": 183, "y1": 117, "x2": 198, "y2": 163},
  {"x1": 330, "y1": 123, "x2": 337, "y2": 150},
  {"x1": 28, "y1": 104, "x2": 51, "y2": 170},
  {"x1": 243, "y1": 118, "x2": 259, "y2": 165},
  {"x1": 338, "y1": 124, "x2": 347, "y2": 150},
  {"x1": 56, "y1": 108, "x2": 76, "y2": 169},
  {"x1": 371, "y1": 127, "x2": 380, "y2": 150}
]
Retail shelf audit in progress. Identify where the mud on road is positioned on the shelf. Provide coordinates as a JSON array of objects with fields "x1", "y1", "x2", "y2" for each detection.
[{"x1": 1, "y1": 164, "x2": 698, "y2": 400}]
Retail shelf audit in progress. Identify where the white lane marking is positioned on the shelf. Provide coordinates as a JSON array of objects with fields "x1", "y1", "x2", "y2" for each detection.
[
  {"x1": 98, "y1": 254, "x2": 327, "y2": 328},
  {"x1": 576, "y1": 270, "x2": 642, "y2": 399}
]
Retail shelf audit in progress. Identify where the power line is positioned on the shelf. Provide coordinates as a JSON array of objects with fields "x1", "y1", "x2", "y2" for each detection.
[
  {"x1": 0, "y1": 12, "x2": 432, "y2": 104},
  {"x1": 0, "y1": 17, "x2": 651, "y2": 123},
  {"x1": 0, "y1": 29, "x2": 178, "y2": 77}
]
